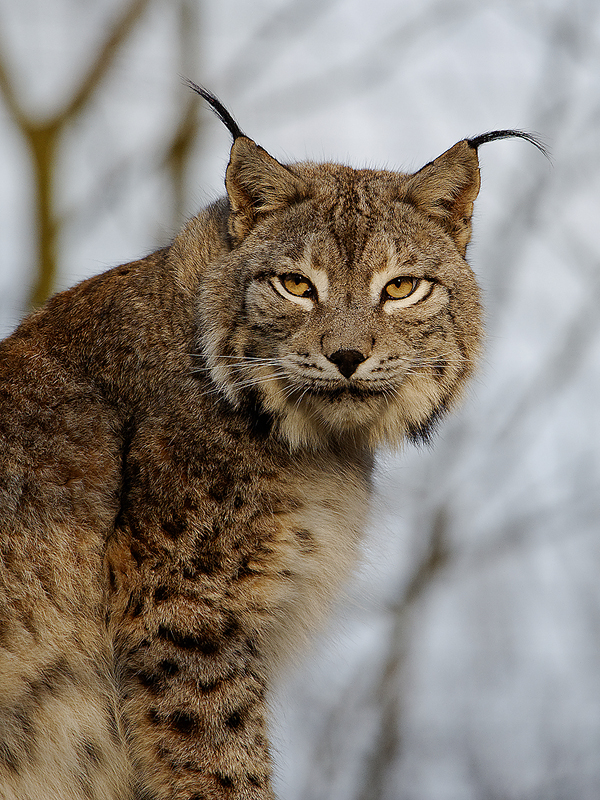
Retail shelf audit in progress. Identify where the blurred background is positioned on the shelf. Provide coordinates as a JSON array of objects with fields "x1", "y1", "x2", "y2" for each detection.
[{"x1": 1, "y1": 0, "x2": 599, "y2": 797}]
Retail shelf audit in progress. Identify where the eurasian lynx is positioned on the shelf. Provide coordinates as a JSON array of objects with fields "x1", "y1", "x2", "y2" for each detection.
[{"x1": 0, "y1": 86, "x2": 544, "y2": 799}]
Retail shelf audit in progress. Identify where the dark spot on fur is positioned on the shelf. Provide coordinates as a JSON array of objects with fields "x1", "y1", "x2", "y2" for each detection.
[
  {"x1": 225, "y1": 710, "x2": 244, "y2": 730},
  {"x1": 108, "y1": 566, "x2": 117, "y2": 592},
  {"x1": 295, "y1": 528, "x2": 316, "y2": 554},
  {"x1": 0, "y1": 707, "x2": 35, "y2": 773},
  {"x1": 182, "y1": 759, "x2": 202, "y2": 772},
  {"x1": 232, "y1": 492, "x2": 244, "y2": 509},
  {"x1": 157, "y1": 625, "x2": 220, "y2": 655},
  {"x1": 160, "y1": 659, "x2": 180, "y2": 677},
  {"x1": 76, "y1": 739, "x2": 102, "y2": 798},
  {"x1": 200, "y1": 636, "x2": 221, "y2": 657},
  {"x1": 130, "y1": 543, "x2": 144, "y2": 568},
  {"x1": 80, "y1": 739, "x2": 103, "y2": 767},
  {"x1": 432, "y1": 361, "x2": 447, "y2": 379},
  {"x1": 245, "y1": 637, "x2": 259, "y2": 658},
  {"x1": 36, "y1": 562, "x2": 55, "y2": 598},
  {"x1": 197, "y1": 678, "x2": 220, "y2": 693},
  {"x1": 206, "y1": 465, "x2": 235, "y2": 503},
  {"x1": 255, "y1": 733, "x2": 268, "y2": 748},
  {"x1": 238, "y1": 389, "x2": 274, "y2": 439},
  {"x1": 182, "y1": 566, "x2": 195, "y2": 580},
  {"x1": 187, "y1": 522, "x2": 225, "y2": 577},
  {"x1": 136, "y1": 668, "x2": 164, "y2": 695},
  {"x1": 215, "y1": 773, "x2": 234, "y2": 789},
  {"x1": 0, "y1": 616, "x2": 9, "y2": 646},
  {"x1": 162, "y1": 514, "x2": 186, "y2": 539},
  {"x1": 183, "y1": 494, "x2": 198, "y2": 511},
  {"x1": 0, "y1": 742, "x2": 20, "y2": 773},
  {"x1": 237, "y1": 555, "x2": 259, "y2": 579},
  {"x1": 169, "y1": 709, "x2": 199, "y2": 734},
  {"x1": 148, "y1": 707, "x2": 161, "y2": 725},
  {"x1": 406, "y1": 401, "x2": 448, "y2": 447},
  {"x1": 153, "y1": 585, "x2": 174, "y2": 603},
  {"x1": 223, "y1": 616, "x2": 240, "y2": 640},
  {"x1": 186, "y1": 547, "x2": 223, "y2": 577},
  {"x1": 125, "y1": 592, "x2": 144, "y2": 618},
  {"x1": 22, "y1": 610, "x2": 37, "y2": 637},
  {"x1": 156, "y1": 743, "x2": 171, "y2": 760},
  {"x1": 29, "y1": 657, "x2": 75, "y2": 702}
]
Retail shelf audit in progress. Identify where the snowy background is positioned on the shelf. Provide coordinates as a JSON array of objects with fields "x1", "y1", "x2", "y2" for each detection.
[{"x1": 1, "y1": 1, "x2": 600, "y2": 798}]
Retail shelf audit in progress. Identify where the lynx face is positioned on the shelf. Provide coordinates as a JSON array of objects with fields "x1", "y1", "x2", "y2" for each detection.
[{"x1": 199, "y1": 152, "x2": 482, "y2": 449}]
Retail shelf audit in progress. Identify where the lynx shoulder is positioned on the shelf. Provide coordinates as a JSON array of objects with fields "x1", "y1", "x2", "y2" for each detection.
[{"x1": 0, "y1": 87, "x2": 544, "y2": 799}]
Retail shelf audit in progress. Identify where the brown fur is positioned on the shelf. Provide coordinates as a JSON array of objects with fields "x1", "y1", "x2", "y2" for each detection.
[{"x1": 0, "y1": 103, "x2": 489, "y2": 799}]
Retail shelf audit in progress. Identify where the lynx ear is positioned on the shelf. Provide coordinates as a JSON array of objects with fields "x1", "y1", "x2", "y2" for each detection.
[
  {"x1": 404, "y1": 140, "x2": 481, "y2": 256},
  {"x1": 225, "y1": 137, "x2": 307, "y2": 243}
]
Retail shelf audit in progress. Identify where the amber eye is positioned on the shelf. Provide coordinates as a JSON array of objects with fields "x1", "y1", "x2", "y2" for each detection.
[
  {"x1": 383, "y1": 277, "x2": 418, "y2": 300},
  {"x1": 281, "y1": 273, "x2": 315, "y2": 298}
]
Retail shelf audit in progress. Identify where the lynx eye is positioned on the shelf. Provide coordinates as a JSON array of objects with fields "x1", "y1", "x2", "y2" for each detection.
[
  {"x1": 383, "y1": 277, "x2": 418, "y2": 300},
  {"x1": 280, "y1": 273, "x2": 315, "y2": 298}
]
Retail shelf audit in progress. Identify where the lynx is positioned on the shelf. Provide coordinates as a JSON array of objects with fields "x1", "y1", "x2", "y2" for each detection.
[{"x1": 0, "y1": 85, "x2": 544, "y2": 799}]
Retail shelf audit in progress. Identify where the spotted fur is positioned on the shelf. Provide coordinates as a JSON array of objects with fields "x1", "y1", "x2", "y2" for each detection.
[{"x1": 0, "y1": 91, "x2": 538, "y2": 798}]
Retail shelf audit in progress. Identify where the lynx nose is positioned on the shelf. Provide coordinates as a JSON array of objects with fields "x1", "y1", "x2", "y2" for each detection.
[{"x1": 327, "y1": 349, "x2": 367, "y2": 379}]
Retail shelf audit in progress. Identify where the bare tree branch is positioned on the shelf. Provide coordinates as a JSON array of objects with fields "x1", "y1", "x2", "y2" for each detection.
[
  {"x1": 61, "y1": 0, "x2": 153, "y2": 122},
  {"x1": 0, "y1": 0, "x2": 153, "y2": 309},
  {"x1": 355, "y1": 509, "x2": 450, "y2": 800},
  {"x1": 0, "y1": 32, "x2": 27, "y2": 129}
]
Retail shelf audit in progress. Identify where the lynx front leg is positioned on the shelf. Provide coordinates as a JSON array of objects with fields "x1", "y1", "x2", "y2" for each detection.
[{"x1": 114, "y1": 597, "x2": 275, "y2": 800}]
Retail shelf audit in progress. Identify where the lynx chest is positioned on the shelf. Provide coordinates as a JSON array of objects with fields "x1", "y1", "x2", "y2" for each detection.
[{"x1": 110, "y1": 421, "x2": 372, "y2": 660}]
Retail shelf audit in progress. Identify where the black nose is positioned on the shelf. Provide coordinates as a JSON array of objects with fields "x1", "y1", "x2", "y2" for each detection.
[{"x1": 327, "y1": 349, "x2": 367, "y2": 379}]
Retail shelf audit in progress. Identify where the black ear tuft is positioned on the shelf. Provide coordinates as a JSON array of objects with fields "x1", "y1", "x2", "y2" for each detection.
[
  {"x1": 186, "y1": 80, "x2": 245, "y2": 141},
  {"x1": 467, "y1": 130, "x2": 550, "y2": 160}
]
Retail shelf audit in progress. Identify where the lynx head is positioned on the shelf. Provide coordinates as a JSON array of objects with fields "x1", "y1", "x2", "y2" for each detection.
[{"x1": 190, "y1": 84, "x2": 545, "y2": 450}]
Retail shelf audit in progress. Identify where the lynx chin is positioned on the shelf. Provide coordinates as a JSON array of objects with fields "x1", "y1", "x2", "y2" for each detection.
[{"x1": 0, "y1": 84, "x2": 545, "y2": 800}]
